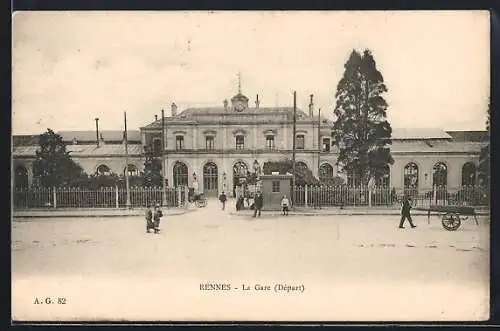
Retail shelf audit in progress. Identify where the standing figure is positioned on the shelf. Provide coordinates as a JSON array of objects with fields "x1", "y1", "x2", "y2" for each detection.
[
  {"x1": 281, "y1": 195, "x2": 290, "y2": 216},
  {"x1": 153, "y1": 203, "x2": 164, "y2": 234},
  {"x1": 399, "y1": 196, "x2": 416, "y2": 229},
  {"x1": 219, "y1": 191, "x2": 227, "y2": 210},
  {"x1": 145, "y1": 204, "x2": 154, "y2": 233},
  {"x1": 253, "y1": 192, "x2": 263, "y2": 218}
]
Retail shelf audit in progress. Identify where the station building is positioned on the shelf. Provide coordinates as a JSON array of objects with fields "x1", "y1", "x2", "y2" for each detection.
[{"x1": 12, "y1": 89, "x2": 488, "y2": 197}]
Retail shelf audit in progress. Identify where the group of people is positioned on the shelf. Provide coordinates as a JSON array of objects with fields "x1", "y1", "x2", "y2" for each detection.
[
  {"x1": 218, "y1": 191, "x2": 291, "y2": 217},
  {"x1": 145, "y1": 203, "x2": 164, "y2": 234}
]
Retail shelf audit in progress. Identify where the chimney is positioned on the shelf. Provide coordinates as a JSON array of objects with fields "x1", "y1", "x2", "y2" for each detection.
[
  {"x1": 255, "y1": 94, "x2": 260, "y2": 109},
  {"x1": 155, "y1": 114, "x2": 158, "y2": 121},
  {"x1": 309, "y1": 94, "x2": 314, "y2": 117},
  {"x1": 171, "y1": 102, "x2": 178, "y2": 117},
  {"x1": 223, "y1": 99, "x2": 228, "y2": 111}
]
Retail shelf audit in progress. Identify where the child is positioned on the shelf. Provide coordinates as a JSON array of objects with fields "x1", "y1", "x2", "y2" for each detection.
[
  {"x1": 145, "y1": 204, "x2": 154, "y2": 233},
  {"x1": 281, "y1": 195, "x2": 290, "y2": 216}
]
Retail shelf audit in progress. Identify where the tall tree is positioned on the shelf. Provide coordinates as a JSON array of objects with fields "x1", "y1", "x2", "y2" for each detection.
[
  {"x1": 331, "y1": 49, "x2": 394, "y2": 186},
  {"x1": 143, "y1": 145, "x2": 163, "y2": 187},
  {"x1": 262, "y1": 159, "x2": 319, "y2": 186},
  {"x1": 478, "y1": 102, "x2": 490, "y2": 187},
  {"x1": 32, "y1": 129, "x2": 86, "y2": 187}
]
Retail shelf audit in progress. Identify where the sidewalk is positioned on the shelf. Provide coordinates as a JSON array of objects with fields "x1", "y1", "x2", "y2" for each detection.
[
  {"x1": 229, "y1": 206, "x2": 490, "y2": 217},
  {"x1": 12, "y1": 207, "x2": 197, "y2": 218}
]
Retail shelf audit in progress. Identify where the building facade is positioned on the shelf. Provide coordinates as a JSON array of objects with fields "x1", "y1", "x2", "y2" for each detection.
[{"x1": 12, "y1": 89, "x2": 488, "y2": 197}]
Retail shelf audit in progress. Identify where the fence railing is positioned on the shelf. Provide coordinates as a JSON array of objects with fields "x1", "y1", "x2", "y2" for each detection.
[
  {"x1": 293, "y1": 185, "x2": 489, "y2": 208},
  {"x1": 12, "y1": 186, "x2": 189, "y2": 209}
]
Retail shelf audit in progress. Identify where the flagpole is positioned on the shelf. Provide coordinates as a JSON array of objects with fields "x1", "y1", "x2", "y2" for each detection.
[
  {"x1": 291, "y1": 91, "x2": 297, "y2": 210},
  {"x1": 124, "y1": 111, "x2": 131, "y2": 209},
  {"x1": 161, "y1": 108, "x2": 167, "y2": 207}
]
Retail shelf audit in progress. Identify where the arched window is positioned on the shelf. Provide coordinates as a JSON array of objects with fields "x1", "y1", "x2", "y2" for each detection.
[
  {"x1": 152, "y1": 138, "x2": 162, "y2": 156},
  {"x1": 375, "y1": 165, "x2": 390, "y2": 187},
  {"x1": 173, "y1": 161, "x2": 188, "y2": 187},
  {"x1": 296, "y1": 161, "x2": 308, "y2": 171},
  {"x1": 96, "y1": 165, "x2": 112, "y2": 176},
  {"x1": 319, "y1": 163, "x2": 334, "y2": 181},
  {"x1": 14, "y1": 165, "x2": 29, "y2": 188},
  {"x1": 432, "y1": 162, "x2": 448, "y2": 187},
  {"x1": 123, "y1": 164, "x2": 140, "y2": 176},
  {"x1": 462, "y1": 162, "x2": 476, "y2": 186},
  {"x1": 203, "y1": 162, "x2": 218, "y2": 195},
  {"x1": 404, "y1": 163, "x2": 419, "y2": 188}
]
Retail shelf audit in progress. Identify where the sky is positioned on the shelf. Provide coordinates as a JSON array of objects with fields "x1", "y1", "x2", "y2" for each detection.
[{"x1": 12, "y1": 11, "x2": 490, "y2": 135}]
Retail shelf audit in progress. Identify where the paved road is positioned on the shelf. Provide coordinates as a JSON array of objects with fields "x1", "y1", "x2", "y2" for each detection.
[{"x1": 12, "y1": 198, "x2": 490, "y2": 322}]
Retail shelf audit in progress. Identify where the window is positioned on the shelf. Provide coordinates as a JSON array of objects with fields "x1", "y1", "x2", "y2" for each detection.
[
  {"x1": 296, "y1": 135, "x2": 305, "y2": 149},
  {"x1": 266, "y1": 136, "x2": 275, "y2": 149},
  {"x1": 152, "y1": 138, "x2": 162, "y2": 156},
  {"x1": 322, "y1": 138, "x2": 331, "y2": 152},
  {"x1": 462, "y1": 162, "x2": 476, "y2": 186},
  {"x1": 236, "y1": 135, "x2": 245, "y2": 150},
  {"x1": 272, "y1": 181, "x2": 280, "y2": 193},
  {"x1": 176, "y1": 135, "x2": 184, "y2": 150},
  {"x1": 404, "y1": 163, "x2": 419, "y2": 188},
  {"x1": 96, "y1": 165, "x2": 112, "y2": 176},
  {"x1": 432, "y1": 162, "x2": 447, "y2": 187},
  {"x1": 205, "y1": 136, "x2": 215, "y2": 150}
]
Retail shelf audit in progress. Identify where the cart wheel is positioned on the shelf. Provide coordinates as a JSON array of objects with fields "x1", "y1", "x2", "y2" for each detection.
[{"x1": 442, "y1": 213, "x2": 461, "y2": 231}]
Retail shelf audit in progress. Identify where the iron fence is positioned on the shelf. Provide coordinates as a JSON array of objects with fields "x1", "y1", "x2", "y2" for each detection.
[
  {"x1": 293, "y1": 185, "x2": 489, "y2": 208},
  {"x1": 12, "y1": 186, "x2": 189, "y2": 209}
]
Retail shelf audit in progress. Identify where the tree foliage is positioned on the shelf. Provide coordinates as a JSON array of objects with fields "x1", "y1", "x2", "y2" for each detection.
[
  {"x1": 32, "y1": 129, "x2": 86, "y2": 187},
  {"x1": 478, "y1": 102, "x2": 490, "y2": 187},
  {"x1": 143, "y1": 145, "x2": 163, "y2": 187},
  {"x1": 332, "y1": 49, "x2": 394, "y2": 186},
  {"x1": 262, "y1": 159, "x2": 319, "y2": 186}
]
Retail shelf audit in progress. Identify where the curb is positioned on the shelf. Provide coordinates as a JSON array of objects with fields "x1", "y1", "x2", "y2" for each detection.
[
  {"x1": 229, "y1": 211, "x2": 490, "y2": 217},
  {"x1": 12, "y1": 208, "x2": 197, "y2": 218}
]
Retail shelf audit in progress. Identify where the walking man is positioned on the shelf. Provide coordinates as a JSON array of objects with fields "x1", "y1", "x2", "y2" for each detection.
[
  {"x1": 219, "y1": 191, "x2": 227, "y2": 210},
  {"x1": 399, "y1": 195, "x2": 416, "y2": 229},
  {"x1": 153, "y1": 203, "x2": 164, "y2": 234},
  {"x1": 253, "y1": 192, "x2": 263, "y2": 218},
  {"x1": 281, "y1": 195, "x2": 290, "y2": 216}
]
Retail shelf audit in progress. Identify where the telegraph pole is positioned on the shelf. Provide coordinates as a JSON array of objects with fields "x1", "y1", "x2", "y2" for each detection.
[
  {"x1": 124, "y1": 112, "x2": 131, "y2": 209},
  {"x1": 161, "y1": 109, "x2": 167, "y2": 207},
  {"x1": 291, "y1": 91, "x2": 297, "y2": 210},
  {"x1": 318, "y1": 107, "x2": 322, "y2": 176},
  {"x1": 95, "y1": 118, "x2": 99, "y2": 147}
]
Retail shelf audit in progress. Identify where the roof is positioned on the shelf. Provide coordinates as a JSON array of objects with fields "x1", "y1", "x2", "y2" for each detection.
[
  {"x1": 12, "y1": 144, "x2": 143, "y2": 157},
  {"x1": 446, "y1": 131, "x2": 489, "y2": 142},
  {"x1": 391, "y1": 128, "x2": 452, "y2": 140},
  {"x1": 141, "y1": 107, "x2": 312, "y2": 129},
  {"x1": 390, "y1": 140, "x2": 486, "y2": 153},
  {"x1": 57, "y1": 130, "x2": 141, "y2": 142}
]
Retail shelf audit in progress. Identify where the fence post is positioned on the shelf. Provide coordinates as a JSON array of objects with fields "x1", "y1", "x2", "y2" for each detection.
[
  {"x1": 305, "y1": 185, "x2": 308, "y2": 207},
  {"x1": 368, "y1": 189, "x2": 372, "y2": 207},
  {"x1": 184, "y1": 186, "x2": 189, "y2": 208},
  {"x1": 115, "y1": 186, "x2": 119, "y2": 208},
  {"x1": 52, "y1": 186, "x2": 57, "y2": 208}
]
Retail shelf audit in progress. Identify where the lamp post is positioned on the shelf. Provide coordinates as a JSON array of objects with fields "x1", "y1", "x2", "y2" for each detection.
[{"x1": 124, "y1": 111, "x2": 131, "y2": 209}]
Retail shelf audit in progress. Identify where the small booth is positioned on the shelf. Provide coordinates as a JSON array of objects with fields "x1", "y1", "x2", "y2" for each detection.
[{"x1": 260, "y1": 173, "x2": 293, "y2": 211}]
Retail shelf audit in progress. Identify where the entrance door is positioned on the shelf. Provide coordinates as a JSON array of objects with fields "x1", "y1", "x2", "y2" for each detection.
[
  {"x1": 203, "y1": 162, "x2": 218, "y2": 196},
  {"x1": 233, "y1": 161, "x2": 249, "y2": 197}
]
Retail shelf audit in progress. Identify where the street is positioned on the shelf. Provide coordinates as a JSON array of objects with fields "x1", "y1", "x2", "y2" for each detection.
[{"x1": 12, "y1": 199, "x2": 490, "y2": 321}]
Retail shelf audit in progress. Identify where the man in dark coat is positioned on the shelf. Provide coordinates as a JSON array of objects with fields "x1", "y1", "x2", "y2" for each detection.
[
  {"x1": 145, "y1": 204, "x2": 154, "y2": 233},
  {"x1": 399, "y1": 196, "x2": 416, "y2": 229},
  {"x1": 253, "y1": 192, "x2": 263, "y2": 218},
  {"x1": 219, "y1": 191, "x2": 227, "y2": 210}
]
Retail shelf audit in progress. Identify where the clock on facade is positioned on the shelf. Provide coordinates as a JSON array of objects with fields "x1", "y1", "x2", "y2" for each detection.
[{"x1": 234, "y1": 101, "x2": 246, "y2": 112}]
